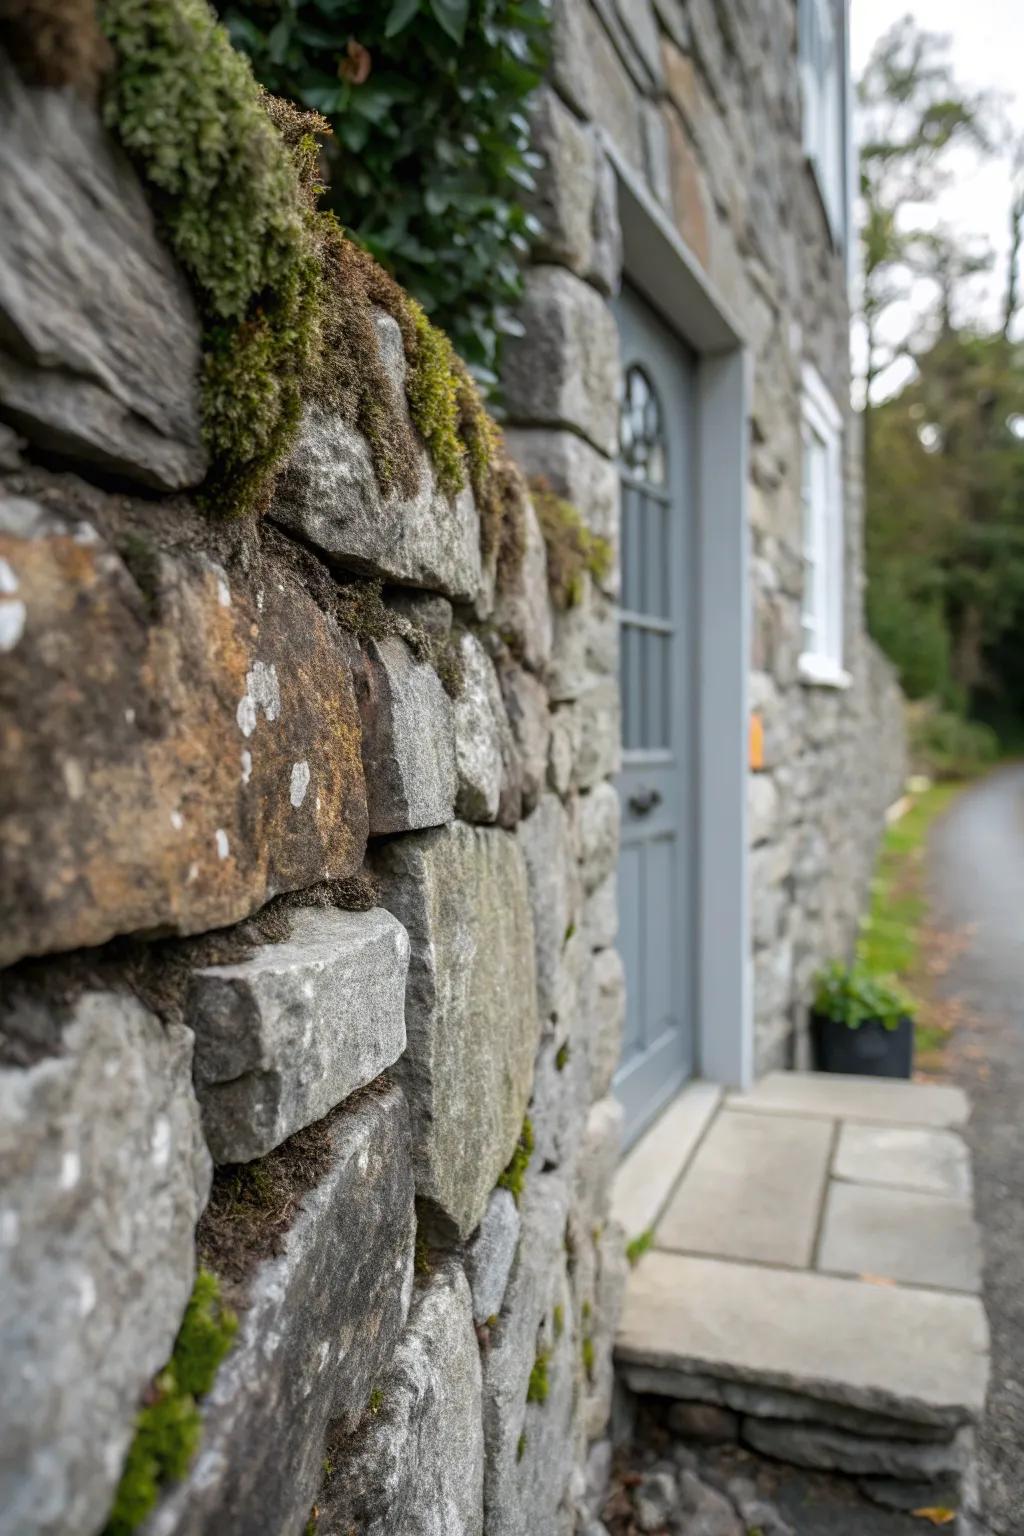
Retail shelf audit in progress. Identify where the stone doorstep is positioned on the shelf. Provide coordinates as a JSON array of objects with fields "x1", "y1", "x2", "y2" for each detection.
[
  {"x1": 817, "y1": 1180, "x2": 983, "y2": 1296},
  {"x1": 616, "y1": 1252, "x2": 990, "y2": 1434},
  {"x1": 609, "y1": 1081, "x2": 722, "y2": 1239},
  {"x1": 726, "y1": 1070, "x2": 969, "y2": 1129}
]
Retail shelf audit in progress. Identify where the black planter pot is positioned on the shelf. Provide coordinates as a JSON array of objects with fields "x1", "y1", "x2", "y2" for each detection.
[{"x1": 811, "y1": 1012, "x2": 915, "y2": 1079}]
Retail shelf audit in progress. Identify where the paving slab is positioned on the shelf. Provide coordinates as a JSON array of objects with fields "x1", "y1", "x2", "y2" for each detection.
[
  {"x1": 817, "y1": 1182, "x2": 982, "y2": 1294},
  {"x1": 655, "y1": 1108, "x2": 832, "y2": 1267},
  {"x1": 726, "y1": 1071, "x2": 968, "y2": 1128},
  {"x1": 833, "y1": 1122, "x2": 972, "y2": 1198},
  {"x1": 616, "y1": 1251, "x2": 989, "y2": 1429},
  {"x1": 610, "y1": 1081, "x2": 721, "y2": 1239}
]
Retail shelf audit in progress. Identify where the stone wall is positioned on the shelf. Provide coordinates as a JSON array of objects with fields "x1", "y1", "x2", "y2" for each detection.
[
  {"x1": 0, "y1": 42, "x2": 625, "y2": 1536},
  {"x1": 510, "y1": 0, "x2": 907, "y2": 1073}
]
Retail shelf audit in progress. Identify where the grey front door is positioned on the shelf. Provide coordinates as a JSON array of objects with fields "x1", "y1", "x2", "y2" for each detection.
[{"x1": 613, "y1": 283, "x2": 696, "y2": 1148}]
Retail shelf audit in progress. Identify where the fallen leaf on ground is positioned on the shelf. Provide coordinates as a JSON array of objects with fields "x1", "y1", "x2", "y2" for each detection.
[
  {"x1": 911, "y1": 1508, "x2": 956, "y2": 1526},
  {"x1": 857, "y1": 1272, "x2": 897, "y2": 1286}
]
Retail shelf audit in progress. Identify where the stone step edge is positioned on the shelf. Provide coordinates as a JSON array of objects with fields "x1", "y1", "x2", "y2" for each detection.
[{"x1": 616, "y1": 1356, "x2": 979, "y2": 1437}]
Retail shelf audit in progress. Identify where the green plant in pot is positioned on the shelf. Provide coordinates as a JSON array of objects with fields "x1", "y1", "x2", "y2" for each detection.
[{"x1": 811, "y1": 961, "x2": 916, "y2": 1079}]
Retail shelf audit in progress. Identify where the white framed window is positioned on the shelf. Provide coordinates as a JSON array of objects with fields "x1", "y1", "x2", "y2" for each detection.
[
  {"x1": 800, "y1": 365, "x2": 848, "y2": 687},
  {"x1": 799, "y1": 0, "x2": 848, "y2": 245}
]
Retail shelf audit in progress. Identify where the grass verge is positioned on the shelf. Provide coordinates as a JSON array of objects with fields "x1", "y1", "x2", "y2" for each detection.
[{"x1": 857, "y1": 782, "x2": 965, "y2": 1071}]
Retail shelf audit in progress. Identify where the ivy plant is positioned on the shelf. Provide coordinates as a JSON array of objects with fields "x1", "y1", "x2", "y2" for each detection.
[
  {"x1": 217, "y1": 0, "x2": 551, "y2": 381},
  {"x1": 812, "y1": 961, "x2": 915, "y2": 1031}
]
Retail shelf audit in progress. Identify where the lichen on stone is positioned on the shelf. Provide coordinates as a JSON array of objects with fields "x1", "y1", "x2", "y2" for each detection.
[
  {"x1": 529, "y1": 477, "x2": 613, "y2": 609},
  {"x1": 497, "y1": 1116, "x2": 534, "y2": 1204},
  {"x1": 102, "y1": 1268, "x2": 237, "y2": 1536}
]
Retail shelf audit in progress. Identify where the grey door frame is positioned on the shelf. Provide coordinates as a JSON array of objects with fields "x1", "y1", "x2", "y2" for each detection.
[{"x1": 606, "y1": 139, "x2": 753, "y2": 1091}]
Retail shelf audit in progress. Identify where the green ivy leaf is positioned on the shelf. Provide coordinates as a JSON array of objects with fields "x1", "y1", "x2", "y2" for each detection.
[
  {"x1": 386, "y1": 0, "x2": 422, "y2": 36},
  {"x1": 429, "y1": 0, "x2": 469, "y2": 45}
]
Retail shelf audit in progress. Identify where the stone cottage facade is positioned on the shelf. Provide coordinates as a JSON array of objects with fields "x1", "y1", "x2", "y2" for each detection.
[{"x1": 0, "y1": 3, "x2": 903, "y2": 1536}]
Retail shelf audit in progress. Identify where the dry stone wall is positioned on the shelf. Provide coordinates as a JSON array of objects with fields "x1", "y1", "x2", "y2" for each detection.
[
  {"x1": 517, "y1": 0, "x2": 906, "y2": 1075},
  {"x1": 0, "y1": 39, "x2": 627, "y2": 1536}
]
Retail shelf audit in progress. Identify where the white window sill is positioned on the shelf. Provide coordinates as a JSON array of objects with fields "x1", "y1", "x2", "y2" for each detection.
[{"x1": 798, "y1": 653, "x2": 851, "y2": 689}]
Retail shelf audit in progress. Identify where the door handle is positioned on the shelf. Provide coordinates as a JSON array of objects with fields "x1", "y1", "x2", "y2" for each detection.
[{"x1": 628, "y1": 787, "x2": 662, "y2": 816}]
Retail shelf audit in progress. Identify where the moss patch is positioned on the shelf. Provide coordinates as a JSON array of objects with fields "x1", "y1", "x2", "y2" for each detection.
[
  {"x1": 530, "y1": 477, "x2": 612, "y2": 609},
  {"x1": 102, "y1": 1269, "x2": 236, "y2": 1535},
  {"x1": 516, "y1": 1431, "x2": 527, "y2": 1462},
  {"x1": 497, "y1": 1116, "x2": 534, "y2": 1205},
  {"x1": 552, "y1": 1304, "x2": 565, "y2": 1339},
  {"x1": 625, "y1": 1229, "x2": 654, "y2": 1267},
  {"x1": 554, "y1": 1042, "x2": 570, "y2": 1072},
  {"x1": 196, "y1": 1113, "x2": 336, "y2": 1300},
  {"x1": 581, "y1": 1334, "x2": 595, "y2": 1384},
  {"x1": 526, "y1": 1347, "x2": 551, "y2": 1405},
  {"x1": 98, "y1": 0, "x2": 323, "y2": 517}
]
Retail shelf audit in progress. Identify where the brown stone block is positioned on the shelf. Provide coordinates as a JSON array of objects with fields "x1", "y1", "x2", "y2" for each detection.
[
  {"x1": 666, "y1": 108, "x2": 711, "y2": 269},
  {"x1": 0, "y1": 496, "x2": 368, "y2": 965}
]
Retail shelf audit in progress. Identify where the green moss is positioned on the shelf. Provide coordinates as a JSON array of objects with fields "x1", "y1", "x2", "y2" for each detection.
[
  {"x1": 516, "y1": 1432, "x2": 527, "y2": 1462},
  {"x1": 414, "y1": 1229, "x2": 433, "y2": 1278},
  {"x1": 103, "y1": 1268, "x2": 236, "y2": 1535},
  {"x1": 368, "y1": 1387, "x2": 384, "y2": 1415},
  {"x1": 625, "y1": 1229, "x2": 654, "y2": 1267},
  {"x1": 530, "y1": 478, "x2": 613, "y2": 609},
  {"x1": 526, "y1": 1347, "x2": 551, "y2": 1405},
  {"x1": 581, "y1": 1336, "x2": 595, "y2": 1382},
  {"x1": 497, "y1": 1116, "x2": 534, "y2": 1204},
  {"x1": 563, "y1": 922, "x2": 576, "y2": 944},
  {"x1": 552, "y1": 1304, "x2": 565, "y2": 1339},
  {"x1": 405, "y1": 301, "x2": 466, "y2": 497},
  {"x1": 555, "y1": 1042, "x2": 570, "y2": 1072},
  {"x1": 116, "y1": 530, "x2": 161, "y2": 617},
  {"x1": 98, "y1": 0, "x2": 323, "y2": 516},
  {"x1": 581, "y1": 1300, "x2": 592, "y2": 1324}
]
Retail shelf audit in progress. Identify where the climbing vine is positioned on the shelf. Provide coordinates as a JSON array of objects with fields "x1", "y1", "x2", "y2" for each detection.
[{"x1": 216, "y1": 0, "x2": 551, "y2": 380}]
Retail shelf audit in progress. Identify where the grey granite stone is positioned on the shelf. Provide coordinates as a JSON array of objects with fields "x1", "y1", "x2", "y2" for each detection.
[
  {"x1": 503, "y1": 267, "x2": 619, "y2": 456},
  {"x1": 519, "y1": 793, "x2": 581, "y2": 1022},
  {"x1": 453, "y1": 631, "x2": 519, "y2": 826},
  {"x1": 741, "y1": 1417, "x2": 970, "y2": 1482},
  {"x1": 466, "y1": 1189, "x2": 522, "y2": 1325},
  {"x1": 373, "y1": 822, "x2": 539, "y2": 1238},
  {"x1": 319, "y1": 1262, "x2": 483, "y2": 1536},
  {"x1": 493, "y1": 495, "x2": 554, "y2": 674},
  {"x1": 188, "y1": 906, "x2": 409, "y2": 1162},
  {"x1": 579, "y1": 782, "x2": 620, "y2": 896},
  {"x1": 0, "y1": 59, "x2": 205, "y2": 491},
  {"x1": 582, "y1": 947, "x2": 626, "y2": 1103},
  {"x1": 145, "y1": 1085, "x2": 415, "y2": 1536},
  {"x1": 571, "y1": 678, "x2": 621, "y2": 789},
  {"x1": 275, "y1": 322, "x2": 482, "y2": 605},
  {"x1": 500, "y1": 664, "x2": 550, "y2": 817},
  {"x1": 0, "y1": 991, "x2": 210, "y2": 1536},
  {"x1": 353, "y1": 635, "x2": 457, "y2": 836}
]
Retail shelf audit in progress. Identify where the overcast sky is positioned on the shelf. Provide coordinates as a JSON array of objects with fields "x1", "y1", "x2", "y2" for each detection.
[{"x1": 850, "y1": 0, "x2": 1024, "y2": 351}]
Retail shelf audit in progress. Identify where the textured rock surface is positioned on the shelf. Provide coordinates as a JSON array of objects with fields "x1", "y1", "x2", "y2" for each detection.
[
  {"x1": 741, "y1": 1416, "x2": 969, "y2": 1481},
  {"x1": 519, "y1": 794, "x2": 580, "y2": 1022},
  {"x1": 503, "y1": 266, "x2": 620, "y2": 456},
  {"x1": 274, "y1": 320, "x2": 482, "y2": 604},
  {"x1": 373, "y1": 823, "x2": 540, "y2": 1238},
  {"x1": 0, "y1": 991, "x2": 210, "y2": 1536},
  {"x1": 0, "y1": 496, "x2": 368, "y2": 967},
  {"x1": 500, "y1": 664, "x2": 550, "y2": 815},
  {"x1": 466, "y1": 1189, "x2": 522, "y2": 1325},
  {"x1": 320, "y1": 1262, "x2": 484, "y2": 1536},
  {"x1": 146, "y1": 1085, "x2": 415, "y2": 1536},
  {"x1": 353, "y1": 635, "x2": 456, "y2": 835},
  {"x1": 189, "y1": 907, "x2": 409, "y2": 1162},
  {"x1": 453, "y1": 631, "x2": 519, "y2": 826},
  {"x1": 482, "y1": 1169, "x2": 576, "y2": 1536},
  {"x1": 0, "y1": 60, "x2": 205, "y2": 491}
]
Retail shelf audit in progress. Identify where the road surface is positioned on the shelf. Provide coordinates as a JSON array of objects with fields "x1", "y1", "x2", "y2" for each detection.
[{"x1": 928, "y1": 764, "x2": 1024, "y2": 1536}]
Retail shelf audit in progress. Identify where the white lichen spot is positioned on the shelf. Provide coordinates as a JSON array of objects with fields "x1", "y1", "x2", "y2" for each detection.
[
  {"x1": 0, "y1": 1209, "x2": 19, "y2": 1246},
  {"x1": 289, "y1": 760, "x2": 310, "y2": 809},
  {"x1": 236, "y1": 659, "x2": 280, "y2": 738},
  {"x1": 151, "y1": 1115, "x2": 171, "y2": 1170},
  {"x1": 188, "y1": 862, "x2": 199, "y2": 883},
  {"x1": 217, "y1": 576, "x2": 231, "y2": 608},
  {"x1": 170, "y1": 810, "x2": 184, "y2": 831},
  {"x1": 0, "y1": 558, "x2": 17, "y2": 595},
  {"x1": 256, "y1": 587, "x2": 265, "y2": 612},
  {"x1": 240, "y1": 749, "x2": 252, "y2": 786},
  {"x1": 315, "y1": 1339, "x2": 331, "y2": 1375},
  {"x1": 73, "y1": 521, "x2": 100, "y2": 546},
  {"x1": 124, "y1": 707, "x2": 136, "y2": 726},
  {"x1": 315, "y1": 794, "x2": 321, "y2": 814},
  {"x1": 215, "y1": 828, "x2": 230, "y2": 861},
  {"x1": 78, "y1": 1271, "x2": 97, "y2": 1318},
  {"x1": 357, "y1": 1146, "x2": 370, "y2": 1175},
  {"x1": 60, "y1": 1150, "x2": 81, "y2": 1191},
  {"x1": 63, "y1": 758, "x2": 85, "y2": 802},
  {"x1": 0, "y1": 595, "x2": 26, "y2": 651}
]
